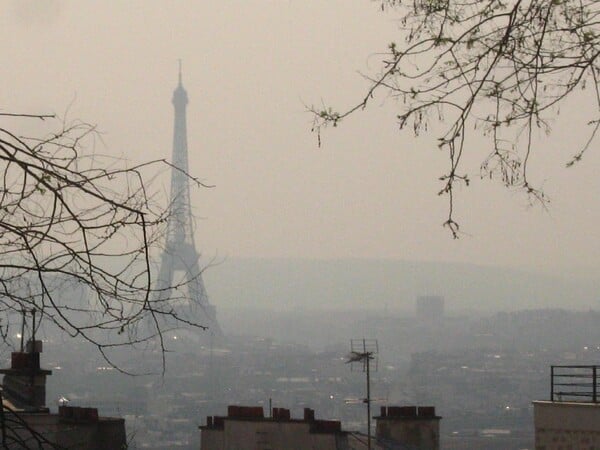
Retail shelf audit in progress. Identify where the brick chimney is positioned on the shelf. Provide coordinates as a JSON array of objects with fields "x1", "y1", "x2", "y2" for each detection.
[{"x1": 0, "y1": 340, "x2": 52, "y2": 410}]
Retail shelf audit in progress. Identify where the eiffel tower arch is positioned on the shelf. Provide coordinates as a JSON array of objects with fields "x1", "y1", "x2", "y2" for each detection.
[{"x1": 152, "y1": 67, "x2": 222, "y2": 340}]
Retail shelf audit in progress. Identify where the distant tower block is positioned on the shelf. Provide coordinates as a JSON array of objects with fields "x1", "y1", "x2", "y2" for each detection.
[
  {"x1": 416, "y1": 296, "x2": 444, "y2": 321},
  {"x1": 153, "y1": 66, "x2": 222, "y2": 338}
]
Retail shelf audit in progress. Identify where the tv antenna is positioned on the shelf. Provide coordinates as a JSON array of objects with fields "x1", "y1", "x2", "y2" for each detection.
[{"x1": 346, "y1": 339, "x2": 378, "y2": 450}]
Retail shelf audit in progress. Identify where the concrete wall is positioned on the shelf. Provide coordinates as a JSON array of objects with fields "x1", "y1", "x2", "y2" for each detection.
[
  {"x1": 201, "y1": 428, "x2": 225, "y2": 450},
  {"x1": 534, "y1": 401, "x2": 600, "y2": 449},
  {"x1": 376, "y1": 418, "x2": 439, "y2": 450}
]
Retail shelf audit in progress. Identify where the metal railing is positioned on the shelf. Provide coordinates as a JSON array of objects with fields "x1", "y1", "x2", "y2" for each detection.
[{"x1": 551, "y1": 365, "x2": 600, "y2": 402}]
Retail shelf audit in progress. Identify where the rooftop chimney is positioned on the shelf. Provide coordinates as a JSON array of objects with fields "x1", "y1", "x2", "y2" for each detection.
[
  {"x1": 304, "y1": 408, "x2": 315, "y2": 421},
  {"x1": 0, "y1": 340, "x2": 52, "y2": 410}
]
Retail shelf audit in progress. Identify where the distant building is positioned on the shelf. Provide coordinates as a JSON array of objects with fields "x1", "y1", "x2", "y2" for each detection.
[
  {"x1": 0, "y1": 340, "x2": 126, "y2": 450},
  {"x1": 200, "y1": 404, "x2": 441, "y2": 450},
  {"x1": 416, "y1": 296, "x2": 444, "y2": 321},
  {"x1": 534, "y1": 365, "x2": 600, "y2": 449}
]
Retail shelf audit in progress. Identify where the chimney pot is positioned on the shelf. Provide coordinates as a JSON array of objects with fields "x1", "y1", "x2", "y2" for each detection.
[
  {"x1": 26, "y1": 340, "x2": 42, "y2": 353},
  {"x1": 418, "y1": 406, "x2": 436, "y2": 417},
  {"x1": 304, "y1": 408, "x2": 315, "y2": 421}
]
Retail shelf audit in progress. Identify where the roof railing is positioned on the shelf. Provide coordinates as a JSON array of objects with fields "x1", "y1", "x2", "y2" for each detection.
[{"x1": 551, "y1": 365, "x2": 600, "y2": 403}]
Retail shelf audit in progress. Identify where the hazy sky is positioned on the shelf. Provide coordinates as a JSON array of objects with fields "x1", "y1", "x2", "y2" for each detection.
[{"x1": 2, "y1": 1, "x2": 599, "y2": 277}]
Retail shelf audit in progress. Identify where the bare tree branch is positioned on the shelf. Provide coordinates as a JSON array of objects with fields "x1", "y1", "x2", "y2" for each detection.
[
  {"x1": 0, "y1": 114, "x2": 209, "y2": 372},
  {"x1": 312, "y1": 0, "x2": 600, "y2": 236}
]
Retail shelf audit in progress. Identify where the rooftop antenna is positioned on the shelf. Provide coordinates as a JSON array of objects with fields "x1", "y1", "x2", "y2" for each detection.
[
  {"x1": 346, "y1": 338, "x2": 378, "y2": 450},
  {"x1": 178, "y1": 59, "x2": 182, "y2": 85}
]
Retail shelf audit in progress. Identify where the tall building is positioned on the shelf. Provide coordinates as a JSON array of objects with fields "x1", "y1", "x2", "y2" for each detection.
[{"x1": 153, "y1": 66, "x2": 222, "y2": 337}]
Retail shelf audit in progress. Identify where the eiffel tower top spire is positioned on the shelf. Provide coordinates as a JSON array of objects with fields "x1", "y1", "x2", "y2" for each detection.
[{"x1": 173, "y1": 60, "x2": 188, "y2": 109}]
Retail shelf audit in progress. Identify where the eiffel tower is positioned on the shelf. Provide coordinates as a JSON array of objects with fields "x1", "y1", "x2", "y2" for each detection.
[{"x1": 153, "y1": 66, "x2": 222, "y2": 338}]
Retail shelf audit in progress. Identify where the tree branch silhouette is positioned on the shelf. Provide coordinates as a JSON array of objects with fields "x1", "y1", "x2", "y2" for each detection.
[{"x1": 312, "y1": 0, "x2": 600, "y2": 237}]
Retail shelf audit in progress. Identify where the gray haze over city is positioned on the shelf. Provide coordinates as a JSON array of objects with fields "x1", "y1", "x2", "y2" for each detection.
[{"x1": 2, "y1": 2, "x2": 600, "y2": 449}]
